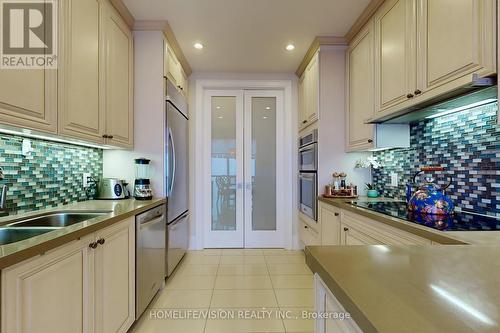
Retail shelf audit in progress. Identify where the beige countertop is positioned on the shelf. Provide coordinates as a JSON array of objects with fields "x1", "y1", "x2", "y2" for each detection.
[
  {"x1": 318, "y1": 196, "x2": 500, "y2": 245},
  {"x1": 0, "y1": 198, "x2": 166, "y2": 269},
  {"x1": 306, "y1": 245, "x2": 500, "y2": 333}
]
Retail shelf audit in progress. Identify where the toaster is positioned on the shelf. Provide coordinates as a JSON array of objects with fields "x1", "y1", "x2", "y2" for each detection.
[{"x1": 96, "y1": 178, "x2": 126, "y2": 200}]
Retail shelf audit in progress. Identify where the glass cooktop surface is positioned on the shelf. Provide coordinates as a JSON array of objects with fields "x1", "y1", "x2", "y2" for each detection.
[{"x1": 351, "y1": 201, "x2": 500, "y2": 231}]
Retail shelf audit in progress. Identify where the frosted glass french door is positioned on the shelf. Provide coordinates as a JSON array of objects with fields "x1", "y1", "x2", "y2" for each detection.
[{"x1": 204, "y1": 90, "x2": 284, "y2": 248}]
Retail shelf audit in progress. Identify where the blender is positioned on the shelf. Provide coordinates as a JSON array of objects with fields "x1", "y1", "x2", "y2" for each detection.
[{"x1": 134, "y1": 158, "x2": 153, "y2": 200}]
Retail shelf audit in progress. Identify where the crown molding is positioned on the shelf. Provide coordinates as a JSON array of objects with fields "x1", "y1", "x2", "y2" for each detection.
[
  {"x1": 295, "y1": 36, "x2": 346, "y2": 77},
  {"x1": 344, "y1": 0, "x2": 385, "y2": 43},
  {"x1": 108, "y1": 0, "x2": 135, "y2": 29}
]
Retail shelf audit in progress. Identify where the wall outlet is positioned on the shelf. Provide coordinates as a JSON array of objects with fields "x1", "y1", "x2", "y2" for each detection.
[
  {"x1": 390, "y1": 172, "x2": 399, "y2": 187},
  {"x1": 82, "y1": 173, "x2": 91, "y2": 188}
]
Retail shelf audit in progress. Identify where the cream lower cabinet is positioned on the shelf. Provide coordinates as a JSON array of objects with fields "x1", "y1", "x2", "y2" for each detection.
[
  {"x1": 315, "y1": 274, "x2": 363, "y2": 333},
  {"x1": 319, "y1": 202, "x2": 341, "y2": 246},
  {"x1": 1, "y1": 217, "x2": 135, "y2": 333},
  {"x1": 299, "y1": 215, "x2": 321, "y2": 246}
]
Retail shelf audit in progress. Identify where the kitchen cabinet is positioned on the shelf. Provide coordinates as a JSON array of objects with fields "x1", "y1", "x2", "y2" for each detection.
[
  {"x1": 346, "y1": 20, "x2": 375, "y2": 151},
  {"x1": 299, "y1": 218, "x2": 321, "y2": 246},
  {"x1": 319, "y1": 202, "x2": 341, "y2": 246},
  {"x1": 58, "y1": 0, "x2": 105, "y2": 143},
  {"x1": 103, "y1": 0, "x2": 134, "y2": 148},
  {"x1": 1, "y1": 217, "x2": 135, "y2": 333},
  {"x1": 165, "y1": 43, "x2": 188, "y2": 97},
  {"x1": 299, "y1": 52, "x2": 319, "y2": 130},
  {"x1": 373, "y1": 0, "x2": 496, "y2": 118},
  {"x1": 0, "y1": 70, "x2": 57, "y2": 133},
  {"x1": 315, "y1": 274, "x2": 363, "y2": 333}
]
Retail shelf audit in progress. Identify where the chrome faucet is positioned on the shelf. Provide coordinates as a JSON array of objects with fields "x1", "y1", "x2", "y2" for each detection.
[{"x1": 0, "y1": 167, "x2": 8, "y2": 214}]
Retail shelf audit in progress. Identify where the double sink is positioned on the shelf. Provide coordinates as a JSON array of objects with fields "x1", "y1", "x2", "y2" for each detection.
[{"x1": 0, "y1": 211, "x2": 111, "y2": 245}]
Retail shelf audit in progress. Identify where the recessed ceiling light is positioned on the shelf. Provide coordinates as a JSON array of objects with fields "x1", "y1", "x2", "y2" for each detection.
[
  {"x1": 216, "y1": 106, "x2": 221, "y2": 109},
  {"x1": 194, "y1": 42, "x2": 204, "y2": 50},
  {"x1": 285, "y1": 43, "x2": 295, "y2": 51},
  {"x1": 262, "y1": 116, "x2": 268, "y2": 119},
  {"x1": 217, "y1": 116, "x2": 224, "y2": 119},
  {"x1": 265, "y1": 107, "x2": 271, "y2": 110}
]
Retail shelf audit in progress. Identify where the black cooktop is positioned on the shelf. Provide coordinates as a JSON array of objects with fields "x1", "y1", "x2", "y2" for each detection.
[{"x1": 351, "y1": 201, "x2": 500, "y2": 231}]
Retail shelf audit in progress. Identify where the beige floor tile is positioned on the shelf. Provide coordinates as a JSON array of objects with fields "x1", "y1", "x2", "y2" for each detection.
[
  {"x1": 131, "y1": 313, "x2": 206, "y2": 333},
  {"x1": 281, "y1": 308, "x2": 314, "y2": 333},
  {"x1": 265, "y1": 255, "x2": 305, "y2": 264},
  {"x1": 183, "y1": 255, "x2": 221, "y2": 265},
  {"x1": 263, "y1": 249, "x2": 304, "y2": 256},
  {"x1": 220, "y1": 255, "x2": 266, "y2": 265},
  {"x1": 166, "y1": 275, "x2": 216, "y2": 290},
  {"x1": 220, "y1": 249, "x2": 264, "y2": 256},
  {"x1": 268, "y1": 263, "x2": 312, "y2": 275},
  {"x1": 271, "y1": 275, "x2": 314, "y2": 289},
  {"x1": 175, "y1": 264, "x2": 219, "y2": 276},
  {"x1": 210, "y1": 289, "x2": 278, "y2": 308},
  {"x1": 152, "y1": 289, "x2": 213, "y2": 308},
  {"x1": 274, "y1": 289, "x2": 314, "y2": 308},
  {"x1": 214, "y1": 275, "x2": 273, "y2": 290},
  {"x1": 217, "y1": 264, "x2": 269, "y2": 276},
  {"x1": 205, "y1": 317, "x2": 284, "y2": 333}
]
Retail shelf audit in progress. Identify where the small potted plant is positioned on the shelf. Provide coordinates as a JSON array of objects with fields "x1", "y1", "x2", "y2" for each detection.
[{"x1": 365, "y1": 183, "x2": 379, "y2": 198}]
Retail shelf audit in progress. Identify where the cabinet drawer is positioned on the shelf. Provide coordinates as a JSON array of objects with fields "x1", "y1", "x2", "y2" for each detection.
[
  {"x1": 342, "y1": 210, "x2": 432, "y2": 245},
  {"x1": 300, "y1": 219, "x2": 320, "y2": 246}
]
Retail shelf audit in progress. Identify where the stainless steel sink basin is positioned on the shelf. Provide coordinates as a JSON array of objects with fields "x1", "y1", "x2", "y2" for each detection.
[
  {"x1": 0, "y1": 228, "x2": 56, "y2": 245},
  {"x1": 7, "y1": 211, "x2": 111, "y2": 228}
]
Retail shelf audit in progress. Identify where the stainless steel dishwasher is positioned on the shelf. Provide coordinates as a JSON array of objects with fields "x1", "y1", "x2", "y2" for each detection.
[{"x1": 136, "y1": 204, "x2": 166, "y2": 319}]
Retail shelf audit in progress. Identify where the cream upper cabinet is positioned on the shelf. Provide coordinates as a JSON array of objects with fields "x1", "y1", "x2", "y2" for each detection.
[
  {"x1": 305, "y1": 53, "x2": 319, "y2": 124},
  {"x1": 165, "y1": 43, "x2": 188, "y2": 95},
  {"x1": 2, "y1": 236, "x2": 94, "y2": 333},
  {"x1": 374, "y1": 0, "x2": 417, "y2": 114},
  {"x1": 103, "y1": 1, "x2": 134, "y2": 148},
  {"x1": 417, "y1": 0, "x2": 496, "y2": 94},
  {"x1": 346, "y1": 20, "x2": 375, "y2": 151},
  {"x1": 94, "y1": 217, "x2": 135, "y2": 333},
  {"x1": 1, "y1": 217, "x2": 136, "y2": 333},
  {"x1": 298, "y1": 73, "x2": 307, "y2": 127},
  {"x1": 0, "y1": 71, "x2": 57, "y2": 133},
  {"x1": 319, "y1": 202, "x2": 341, "y2": 246},
  {"x1": 58, "y1": 0, "x2": 105, "y2": 143}
]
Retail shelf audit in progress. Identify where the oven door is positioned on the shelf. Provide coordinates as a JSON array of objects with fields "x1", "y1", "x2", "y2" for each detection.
[
  {"x1": 299, "y1": 172, "x2": 317, "y2": 221},
  {"x1": 299, "y1": 143, "x2": 317, "y2": 171}
]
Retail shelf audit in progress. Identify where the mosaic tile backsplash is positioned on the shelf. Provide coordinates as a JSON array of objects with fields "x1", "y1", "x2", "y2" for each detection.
[
  {"x1": 0, "y1": 135, "x2": 102, "y2": 214},
  {"x1": 372, "y1": 102, "x2": 499, "y2": 217}
]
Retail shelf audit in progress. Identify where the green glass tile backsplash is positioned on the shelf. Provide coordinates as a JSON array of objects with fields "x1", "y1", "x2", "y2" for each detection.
[{"x1": 0, "y1": 134, "x2": 102, "y2": 214}]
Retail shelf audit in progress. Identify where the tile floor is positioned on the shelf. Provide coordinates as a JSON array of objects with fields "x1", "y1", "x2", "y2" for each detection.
[{"x1": 130, "y1": 249, "x2": 314, "y2": 333}]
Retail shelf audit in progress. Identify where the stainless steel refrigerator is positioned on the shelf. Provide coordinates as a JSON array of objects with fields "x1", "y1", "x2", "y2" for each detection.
[{"x1": 165, "y1": 79, "x2": 189, "y2": 277}]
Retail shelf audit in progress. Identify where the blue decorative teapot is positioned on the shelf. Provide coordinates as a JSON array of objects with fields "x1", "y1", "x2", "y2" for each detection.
[{"x1": 407, "y1": 166, "x2": 454, "y2": 215}]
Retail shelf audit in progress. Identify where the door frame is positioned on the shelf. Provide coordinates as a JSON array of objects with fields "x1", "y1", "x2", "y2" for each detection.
[{"x1": 193, "y1": 79, "x2": 295, "y2": 250}]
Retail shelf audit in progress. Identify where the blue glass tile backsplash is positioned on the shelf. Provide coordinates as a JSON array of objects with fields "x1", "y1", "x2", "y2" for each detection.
[
  {"x1": 0, "y1": 134, "x2": 102, "y2": 214},
  {"x1": 372, "y1": 102, "x2": 500, "y2": 217}
]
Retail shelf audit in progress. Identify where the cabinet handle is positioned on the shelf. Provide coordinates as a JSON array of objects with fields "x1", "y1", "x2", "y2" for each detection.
[
  {"x1": 414, "y1": 89, "x2": 422, "y2": 95},
  {"x1": 367, "y1": 139, "x2": 373, "y2": 143},
  {"x1": 97, "y1": 238, "x2": 105, "y2": 245},
  {"x1": 343, "y1": 227, "x2": 349, "y2": 232},
  {"x1": 302, "y1": 120, "x2": 308, "y2": 124},
  {"x1": 107, "y1": 135, "x2": 114, "y2": 139},
  {"x1": 102, "y1": 134, "x2": 109, "y2": 139},
  {"x1": 334, "y1": 213, "x2": 339, "y2": 216},
  {"x1": 89, "y1": 242, "x2": 98, "y2": 249},
  {"x1": 406, "y1": 93, "x2": 414, "y2": 99}
]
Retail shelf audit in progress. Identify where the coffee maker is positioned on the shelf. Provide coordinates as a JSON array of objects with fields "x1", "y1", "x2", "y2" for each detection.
[{"x1": 133, "y1": 158, "x2": 153, "y2": 200}]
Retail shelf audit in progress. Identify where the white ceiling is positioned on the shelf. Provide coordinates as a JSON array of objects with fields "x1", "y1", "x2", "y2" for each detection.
[{"x1": 123, "y1": 0, "x2": 371, "y2": 73}]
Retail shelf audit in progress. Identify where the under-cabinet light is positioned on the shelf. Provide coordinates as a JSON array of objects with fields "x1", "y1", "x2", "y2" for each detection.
[{"x1": 426, "y1": 99, "x2": 497, "y2": 119}]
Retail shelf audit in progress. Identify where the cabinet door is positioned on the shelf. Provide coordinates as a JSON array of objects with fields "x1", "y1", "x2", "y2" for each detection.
[
  {"x1": 298, "y1": 73, "x2": 307, "y2": 128},
  {"x1": 179, "y1": 66, "x2": 188, "y2": 97},
  {"x1": 305, "y1": 53, "x2": 319, "y2": 124},
  {"x1": 94, "y1": 217, "x2": 135, "y2": 333},
  {"x1": 2, "y1": 237, "x2": 94, "y2": 333},
  {"x1": 58, "y1": 0, "x2": 105, "y2": 143},
  {"x1": 418, "y1": 0, "x2": 496, "y2": 94},
  {"x1": 319, "y1": 203, "x2": 341, "y2": 245},
  {"x1": 104, "y1": 1, "x2": 134, "y2": 148},
  {"x1": 0, "y1": 72, "x2": 56, "y2": 133},
  {"x1": 166, "y1": 45, "x2": 180, "y2": 87},
  {"x1": 374, "y1": 0, "x2": 417, "y2": 113},
  {"x1": 342, "y1": 223, "x2": 382, "y2": 245},
  {"x1": 347, "y1": 21, "x2": 375, "y2": 151}
]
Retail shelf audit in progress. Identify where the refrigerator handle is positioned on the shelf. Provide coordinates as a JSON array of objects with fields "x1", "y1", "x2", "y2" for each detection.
[{"x1": 168, "y1": 126, "x2": 176, "y2": 196}]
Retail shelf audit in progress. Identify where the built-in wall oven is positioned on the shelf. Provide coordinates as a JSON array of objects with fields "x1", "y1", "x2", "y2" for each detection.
[{"x1": 299, "y1": 129, "x2": 318, "y2": 221}]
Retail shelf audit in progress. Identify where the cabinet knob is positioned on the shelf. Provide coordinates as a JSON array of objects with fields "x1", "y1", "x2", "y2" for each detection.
[
  {"x1": 304, "y1": 225, "x2": 308, "y2": 229},
  {"x1": 302, "y1": 120, "x2": 308, "y2": 124},
  {"x1": 367, "y1": 139, "x2": 373, "y2": 143},
  {"x1": 406, "y1": 93, "x2": 414, "y2": 99},
  {"x1": 414, "y1": 89, "x2": 422, "y2": 95},
  {"x1": 97, "y1": 238, "x2": 105, "y2": 245},
  {"x1": 343, "y1": 227, "x2": 349, "y2": 232},
  {"x1": 334, "y1": 213, "x2": 339, "y2": 216},
  {"x1": 89, "y1": 242, "x2": 98, "y2": 249}
]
